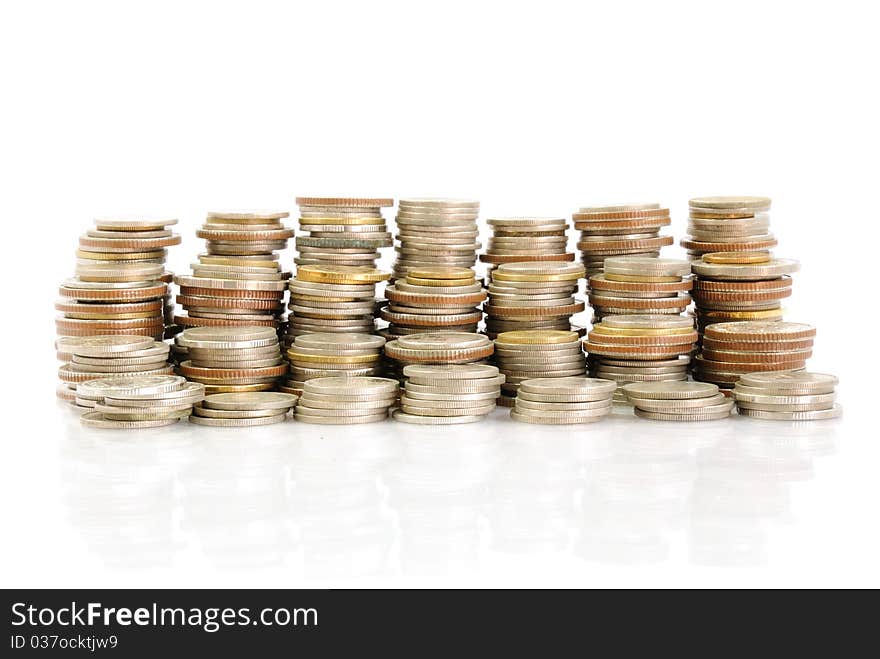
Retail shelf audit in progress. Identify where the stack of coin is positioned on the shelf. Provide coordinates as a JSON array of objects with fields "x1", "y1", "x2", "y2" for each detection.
[
  {"x1": 381, "y1": 267, "x2": 485, "y2": 338},
  {"x1": 480, "y1": 217, "x2": 574, "y2": 273},
  {"x1": 295, "y1": 376, "x2": 398, "y2": 424},
  {"x1": 76, "y1": 375, "x2": 204, "y2": 428},
  {"x1": 588, "y1": 257, "x2": 692, "y2": 321},
  {"x1": 573, "y1": 204, "x2": 673, "y2": 276},
  {"x1": 56, "y1": 335, "x2": 176, "y2": 403},
  {"x1": 485, "y1": 262, "x2": 586, "y2": 338},
  {"x1": 191, "y1": 391, "x2": 298, "y2": 427},
  {"x1": 691, "y1": 251, "x2": 799, "y2": 333},
  {"x1": 285, "y1": 264, "x2": 390, "y2": 338},
  {"x1": 695, "y1": 321, "x2": 815, "y2": 389},
  {"x1": 733, "y1": 372, "x2": 842, "y2": 421},
  {"x1": 682, "y1": 196, "x2": 777, "y2": 261},
  {"x1": 622, "y1": 381, "x2": 734, "y2": 421},
  {"x1": 175, "y1": 326, "x2": 286, "y2": 394},
  {"x1": 281, "y1": 332, "x2": 386, "y2": 396},
  {"x1": 493, "y1": 330, "x2": 586, "y2": 405},
  {"x1": 294, "y1": 197, "x2": 393, "y2": 267},
  {"x1": 57, "y1": 279, "x2": 169, "y2": 342},
  {"x1": 394, "y1": 364, "x2": 503, "y2": 424},
  {"x1": 174, "y1": 210, "x2": 293, "y2": 331},
  {"x1": 510, "y1": 377, "x2": 616, "y2": 424},
  {"x1": 584, "y1": 315, "x2": 696, "y2": 399},
  {"x1": 393, "y1": 198, "x2": 480, "y2": 280},
  {"x1": 383, "y1": 332, "x2": 494, "y2": 381}
]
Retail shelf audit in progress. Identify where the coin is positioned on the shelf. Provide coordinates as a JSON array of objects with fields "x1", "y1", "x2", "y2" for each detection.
[
  {"x1": 189, "y1": 413, "x2": 287, "y2": 426},
  {"x1": 736, "y1": 405, "x2": 842, "y2": 421},
  {"x1": 621, "y1": 381, "x2": 718, "y2": 400},
  {"x1": 80, "y1": 411, "x2": 181, "y2": 429},
  {"x1": 737, "y1": 371, "x2": 837, "y2": 393}
]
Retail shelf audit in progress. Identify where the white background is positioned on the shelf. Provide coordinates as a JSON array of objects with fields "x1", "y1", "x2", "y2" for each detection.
[{"x1": 1, "y1": 0, "x2": 878, "y2": 588}]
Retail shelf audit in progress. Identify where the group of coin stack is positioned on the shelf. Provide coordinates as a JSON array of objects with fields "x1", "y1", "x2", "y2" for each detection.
[
  {"x1": 395, "y1": 364, "x2": 503, "y2": 424},
  {"x1": 493, "y1": 330, "x2": 587, "y2": 406},
  {"x1": 484, "y1": 262, "x2": 586, "y2": 338},
  {"x1": 58, "y1": 216, "x2": 179, "y2": 345},
  {"x1": 175, "y1": 326, "x2": 286, "y2": 395},
  {"x1": 392, "y1": 198, "x2": 481, "y2": 281},
  {"x1": 294, "y1": 197, "x2": 393, "y2": 267},
  {"x1": 681, "y1": 196, "x2": 777, "y2": 261},
  {"x1": 191, "y1": 391, "x2": 298, "y2": 427},
  {"x1": 694, "y1": 321, "x2": 815, "y2": 390},
  {"x1": 383, "y1": 332, "x2": 494, "y2": 382},
  {"x1": 588, "y1": 257, "x2": 692, "y2": 321},
  {"x1": 381, "y1": 267, "x2": 486, "y2": 338},
  {"x1": 622, "y1": 381, "x2": 734, "y2": 422},
  {"x1": 480, "y1": 217, "x2": 574, "y2": 275},
  {"x1": 732, "y1": 372, "x2": 841, "y2": 421},
  {"x1": 77, "y1": 374, "x2": 205, "y2": 429},
  {"x1": 282, "y1": 332, "x2": 386, "y2": 396},
  {"x1": 294, "y1": 376, "x2": 399, "y2": 424},
  {"x1": 56, "y1": 335, "x2": 176, "y2": 404},
  {"x1": 174, "y1": 210, "x2": 292, "y2": 333},
  {"x1": 585, "y1": 315, "x2": 697, "y2": 401},
  {"x1": 510, "y1": 377, "x2": 616, "y2": 425},
  {"x1": 574, "y1": 204, "x2": 673, "y2": 277}
]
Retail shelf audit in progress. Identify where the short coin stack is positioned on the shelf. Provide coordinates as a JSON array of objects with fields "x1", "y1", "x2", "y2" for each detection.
[
  {"x1": 175, "y1": 326, "x2": 286, "y2": 394},
  {"x1": 394, "y1": 364, "x2": 503, "y2": 424},
  {"x1": 383, "y1": 332, "x2": 494, "y2": 381},
  {"x1": 77, "y1": 375, "x2": 204, "y2": 429},
  {"x1": 622, "y1": 381, "x2": 734, "y2": 421},
  {"x1": 381, "y1": 267, "x2": 485, "y2": 338},
  {"x1": 733, "y1": 371, "x2": 842, "y2": 421},
  {"x1": 682, "y1": 196, "x2": 777, "y2": 261},
  {"x1": 588, "y1": 257, "x2": 692, "y2": 321},
  {"x1": 174, "y1": 210, "x2": 293, "y2": 331},
  {"x1": 480, "y1": 217, "x2": 574, "y2": 274},
  {"x1": 510, "y1": 377, "x2": 616, "y2": 424},
  {"x1": 282, "y1": 332, "x2": 386, "y2": 396},
  {"x1": 485, "y1": 262, "x2": 586, "y2": 338},
  {"x1": 295, "y1": 376, "x2": 399, "y2": 424},
  {"x1": 294, "y1": 197, "x2": 393, "y2": 267},
  {"x1": 393, "y1": 198, "x2": 481, "y2": 280},
  {"x1": 285, "y1": 264, "x2": 390, "y2": 339},
  {"x1": 493, "y1": 330, "x2": 587, "y2": 406},
  {"x1": 190, "y1": 391, "x2": 298, "y2": 427},
  {"x1": 695, "y1": 321, "x2": 814, "y2": 389},
  {"x1": 573, "y1": 204, "x2": 673, "y2": 276}
]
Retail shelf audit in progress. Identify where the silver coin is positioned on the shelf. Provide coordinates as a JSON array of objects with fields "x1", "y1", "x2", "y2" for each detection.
[
  {"x1": 737, "y1": 371, "x2": 838, "y2": 394},
  {"x1": 189, "y1": 414, "x2": 287, "y2": 427},
  {"x1": 621, "y1": 381, "x2": 718, "y2": 400},
  {"x1": 80, "y1": 411, "x2": 181, "y2": 429},
  {"x1": 392, "y1": 410, "x2": 485, "y2": 424}
]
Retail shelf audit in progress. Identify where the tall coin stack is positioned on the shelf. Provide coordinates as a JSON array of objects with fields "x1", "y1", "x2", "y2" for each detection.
[
  {"x1": 381, "y1": 267, "x2": 486, "y2": 338},
  {"x1": 294, "y1": 197, "x2": 393, "y2": 267},
  {"x1": 282, "y1": 332, "x2": 386, "y2": 396},
  {"x1": 395, "y1": 364, "x2": 503, "y2": 425},
  {"x1": 175, "y1": 326, "x2": 286, "y2": 394},
  {"x1": 584, "y1": 315, "x2": 697, "y2": 401},
  {"x1": 383, "y1": 332, "x2": 494, "y2": 382},
  {"x1": 573, "y1": 204, "x2": 673, "y2": 276},
  {"x1": 484, "y1": 262, "x2": 586, "y2": 338},
  {"x1": 694, "y1": 321, "x2": 814, "y2": 389},
  {"x1": 510, "y1": 377, "x2": 616, "y2": 425},
  {"x1": 174, "y1": 210, "x2": 293, "y2": 332},
  {"x1": 393, "y1": 198, "x2": 481, "y2": 281},
  {"x1": 480, "y1": 217, "x2": 574, "y2": 274},
  {"x1": 493, "y1": 330, "x2": 587, "y2": 406},
  {"x1": 295, "y1": 376, "x2": 399, "y2": 425},
  {"x1": 733, "y1": 372, "x2": 842, "y2": 421},
  {"x1": 682, "y1": 196, "x2": 776, "y2": 261},
  {"x1": 588, "y1": 257, "x2": 692, "y2": 321}
]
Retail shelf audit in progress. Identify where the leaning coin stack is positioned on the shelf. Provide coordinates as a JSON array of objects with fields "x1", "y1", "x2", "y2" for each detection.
[
  {"x1": 510, "y1": 377, "x2": 616, "y2": 424},
  {"x1": 285, "y1": 264, "x2": 390, "y2": 339},
  {"x1": 190, "y1": 391, "x2": 298, "y2": 427},
  {"x1": 174, "y1": 210, "x2": 293, "y2": 331},
  {"x1": 573, "y1": 204, "x2": 673, "y2": 276},
  {"x1": 383, "y1": 332, "x2": 494, "y2": 382},
  {"x1": 733, "y1": 371, "x2": 842, "y2": 421},
  {"x1": 682, "y1": 196, "x2": 777, "y2": 261},
  {"x1": 175, "y1": 326, "x2": 286, "y2": 394},
  {"x1": 484, "y1": 262, "x2": 586, "y2": 338},
  {"x1": 588, "y1": 257, "x2": 692, "y2": 321},
  {"x1": 695, "y1": 321, "x2": 815, "y2": 389},
  {"x1": 584, "y1": 315, "x2": 696, "y2": 400},
  {"x1": 294, "y1": 197, "x2": 393, "y2": 267},
  {"x1": 493, "y1": 330, "x2": 586, "y2": 406},
  {"x1": 480, "y1": 217, "x2": 574, "y2": 274},
  {"x1": 295, "y1": 376, "x2": 399, "y2": 424},
  {"x1": 381, "y1": 267, "x2": 485, "y2": 338},
  {"x1": 281, "y1": 332, "x2": 386, "y2": 396},
  {"x1": 393, "y1": 198, "x2": 481, "y2": 280},
  {"x1": 622, "y1": 381, "x2": 734, "y2": 422},
  {"x1": 394, "y1": 364, "x2": 504, "y2": 425},
  {"x1": 691, "y1": 251, "x2": 799, "y2": 334},
  {"x1": 76, "y1": 375, "x2": 204, "y2": 429}
]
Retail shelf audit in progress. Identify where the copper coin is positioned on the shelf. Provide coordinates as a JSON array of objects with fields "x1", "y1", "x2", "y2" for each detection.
[
  {"x1": 174, "y1": 314, "x2": 278, "y2": 328},
  {"x1": 54, "y1": 299, "x2": 163, "y2": 314},
  {"x1": 693, "y1": 276, "x2": 792, "y2": 292},
  {"x1": 701, "y1": 336, "x2": 814, "y2": 351},
  {"x1": 572, "y1": 209, "x2": 670, "y2": 221}
]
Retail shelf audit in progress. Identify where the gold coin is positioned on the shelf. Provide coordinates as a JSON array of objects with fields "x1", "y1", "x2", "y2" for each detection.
[
  {"x1": 405, "y1": 276, "x2": 475, "y2": 287},
  {"x1": 198, "y1": 255, "x2": 279, "y2": 268},
  {"x1": 492, "y1": 272, "x2": 581, "y2": 283},
  {"x1": 299, "y1": 216, "x2": 385, "y2": 226},
  {"x1": 590, "y1": 325, "x2": 694, "y2": 337},
  {"x1": 286, "y1": 352, "x2": 379, "y2": 365},
  {"x1": 495, "y1": 330, "x2": 578, "y2": 344},
  {"x1": 295, "y1": 265, "x2": 389, "y2": 284},
  {"x1": 602, "y1": 273, "x2": 681, "y2": 283},
  {"x1": 703, "y1": 251, "x2": 772, "y2": 265},
  {"x1": 701, "y1": 308, "x2": 784, "y2": 320}
]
